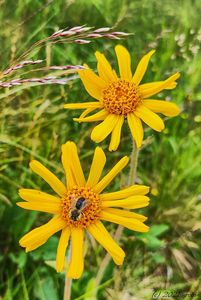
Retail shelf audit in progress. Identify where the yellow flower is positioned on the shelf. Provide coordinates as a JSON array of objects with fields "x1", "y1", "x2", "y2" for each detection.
[
  {"x1": 64, "y1": 45, "x2": 180, "y2": 150},
  {"x1": 17, "y1": 141, "x2": 149, "y2": 279}
]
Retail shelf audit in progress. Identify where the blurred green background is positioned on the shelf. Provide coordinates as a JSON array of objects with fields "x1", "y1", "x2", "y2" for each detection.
[{"x1": 0, "y1": 0, "x2": 201, "y2": 299}]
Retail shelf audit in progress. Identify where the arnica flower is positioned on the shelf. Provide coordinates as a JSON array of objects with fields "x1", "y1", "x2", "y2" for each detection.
[
  {"x1": 64, "y1": 45, "x2": 180, "y2": 151},
  {"x1": 17, "y1": 141, "x2": 149, "y2": 279}
]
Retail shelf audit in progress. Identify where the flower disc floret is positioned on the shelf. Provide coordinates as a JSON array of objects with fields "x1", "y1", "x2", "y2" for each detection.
[
  {"x1": 61, "y1": 185, "x2": 101, "y2": 228},
  {"x1": 103, "y1": 80, "x2": 141, "y2": 115}
]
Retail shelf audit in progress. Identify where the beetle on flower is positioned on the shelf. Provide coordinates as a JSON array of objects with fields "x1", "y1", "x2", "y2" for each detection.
[{"x1": 17, "y1": 141, "x2": 150, "y2": 279}]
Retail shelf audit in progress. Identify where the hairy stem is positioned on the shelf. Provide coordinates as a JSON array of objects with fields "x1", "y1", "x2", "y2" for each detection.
[
  {"x1": 128, "y1": 138, "x2": 139, "y2": 186},
  {"x1": 63, "y1": 277, "x2": 72, "y2": 300},
  {"x1": 63, "y1": 244, "x2": 72, "y2": 300}
]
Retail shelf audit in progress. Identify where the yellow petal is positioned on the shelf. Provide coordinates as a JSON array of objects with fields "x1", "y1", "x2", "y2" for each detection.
[
  {"x1": 87, "y1": 221, "x2": 125, "y2": 265},
  {"x1": 104, "y1": 207, "x2": 147, "y2": 222},
  {"x1": 78, "y1": 66, "x2": 105, "y2": 101},
  {"x1": 143, "y1": 100, "x2": 181, "y2": 116},
  {"x1": 109, "y1": 115, "x2": 124, "y2": 151},
  {"x1": 18, "y1": 189, "x2": 61, "y2": 203},
  {"x1": 115, "y1": 45, "x2": 132, "y2": 81},
  {"x1": 95, "y1": 51, "x2": 117, "y2": 82},
  {"x1": 64, "y1": 102, "x2": 102, "y2": 109},
  {"x1": 67, "y1": 228, "x2": 84, "y2": 279},
  {"x1": 101, "y1": 211, "x2": 149, "y2": 232},
  {"x1": 25, "y1": 239, "x2": 47, "y2": 252},
  {"x1": 140, "y1": 72, "x2": 180, "y2": 98},
  {"x1": 79, "y1": 108, "x2": 96, "y2": 119},
  {"x1": 20, "y1": 216, "x2": 66, "y2": 248},
  {"x1": 74, "y1": 109, "x2": 108, "y2": 123},
  {"x1": 29, "y1": 160, "x2": 66, "y2": 197},
  {"x1": 61, "y1": 143, "x2": 76, "y2": 189},
  {"x1": 56, "y1": 227, "x2": 71, "y2": 272},
  {"x1": 134, "y1": 104, "x2": 165, "y2": 132},
  {"x1": 127, "y1": 113, "x2": 144, "y2": 148},
  {"x1": 17, "y1": 201, "x2": 61, "y2": 214},
  {"x1": 86, "y1": 147, "x2": 106, "y2": 188},
  {"x1": 100, "y1": 185, "x2": 149, "y2": 200},
  {"x1": 94, "y1": 156, "x2": 129, "y2": 193},
  {"x1": 140, "y1": 81, "x2": 177, "y2": 91},
  {"x1": 91, "y1": 114, "x2": 119, "y2": 143},
  {"x1": 64, "y1": 141, "x2": 85, "y2": 187},
  {"x1": 101, "y1": 195, "x2": 150, "y2": 209},
  {"x1": 132, "y1": 50, "x2": 155, "y2": 85}
]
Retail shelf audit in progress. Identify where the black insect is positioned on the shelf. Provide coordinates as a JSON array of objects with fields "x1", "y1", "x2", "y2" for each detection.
[
  {"x1": 69, "y1": 197, "x2": 88, "y2": 221},
  {"x1": 70, "y1": 209, "x2": 81, "y2": 221},
  {"x1": 75, "y1": 197, "x2": 86, "y2": 210}
]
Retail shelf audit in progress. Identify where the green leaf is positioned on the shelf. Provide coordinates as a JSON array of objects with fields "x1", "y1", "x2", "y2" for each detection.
[
  {"x1": 9, "y1": 252, "x2": 27, "y2": 268},
  {"x1": 152, "y1": 254, "x2": 166, "y2": 264},
  {"x1": 30, "y1": 236, "x2": 59, "y2": 261},
  {"x1": 83, "y1": 278, "x2": 97, "y2": 300},
  {"x1": 148, "y1": 224, "x2": 169, "y2": 237}
]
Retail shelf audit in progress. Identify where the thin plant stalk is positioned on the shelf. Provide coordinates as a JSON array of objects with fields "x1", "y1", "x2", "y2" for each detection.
[
  {"x1": 63, "y1": 243, "x2": 72, "y2": 300},
  {"x1": 128, "y1": 138, "x2": 139, "y2": 186},
  {"x1": 63, "y1": 276, "x2": 72, "y2": 300},
  {"x1": 95, "y1": 137, "x2": 139, "y2": 287}
]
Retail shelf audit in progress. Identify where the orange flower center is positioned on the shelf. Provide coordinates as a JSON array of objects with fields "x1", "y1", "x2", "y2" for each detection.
[
  {"x1": 102, "y1": 80, "x2": 142, "y2": 115},
  {"x1": 61, "y1": 186, "x2": 101, "y2": 228}
]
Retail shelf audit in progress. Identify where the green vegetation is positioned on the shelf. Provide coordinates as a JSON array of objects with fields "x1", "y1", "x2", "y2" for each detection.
[{"x1": 0, "y1": 0, "x2": 200, "y2": 299}]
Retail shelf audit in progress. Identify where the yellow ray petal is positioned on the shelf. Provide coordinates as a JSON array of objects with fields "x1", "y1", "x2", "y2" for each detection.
[
  {"x1": 20, "y1": 216, "x2": 66, "y2": 248},
  {"x1": 56, "y1": 227, "x2": 71, "y2": 272},
  {"x1": 86, "y1": 147, "x2": 106, "y2": 188},
  {"x1": 132, "y1": 50, "x2": 155, "y2": 85},
  {"x1": 67, "y1": 228, "x2": 84, "y2": 279},
  {"x1": 87, "y1": 221, "x2": 125, "y2": 265},
  {"x1": 25, "y1": 239, "x2": 47, "y2": 252},
  {"x1": 104, "y1": 207, "x2": 147, "y2": 222},
  {"x1": 61, "y1": 143, "x2": 76, "y2": 189},
  {"x1": 140, "y1": 81, "x2": 177, "y2": 91},
  {"x1": 78, "y1": 66, "x2": 105, "y2": 101},
  {"x1": 29, "y1": 160, "x2": 66, "y2": 197},
  {"x1": 94, "y1": 156, "x2": 129, "y2": 193},
  {"x1": 140, "y1": 72, "x2": 180, "y2": 98},
  {"x1": 91, "y1": 114, "x2": 119, "y2": 143},
  {"x1": 134, "y1": 104, "x2": 165, "y2": 132},
  {"x1": 143, "y1": 100, "x2": 181, "y2": 116},
  {"x1": 79, "y1": 108, "x2": 96, "y2": 119},
  {"x1": 74, "y1": 109, "x2": 108, "y2": 123},
  {"x1": 64, "y1": 102, "x2": 102, "y2": 109},
  {"x1": 95, "y1": 51, "x2": 117, "y2": 82},
  {"x1": 101, "y1": 211, "x2": 149, "y2": 232},
  {"x1": 16, "y1": 201, "x2": 61, "y2": 214},
  {"x1": 100, "y1": 185, "x2": 149, "y2": 200},
  {"x1": 65, "y1": 141, "x2": 85, "y2": 187},
  {"x1": 109, "y1": 115, "x2": 124, "y2": 151},
  {"x1": 115, "y1": 45, "x2": 132, "y2": 81},
  {"x1": 18, "y1": 189, "x2": 61, "y2": 203},
  {"x1": 127, "y1": 113, "x2": 144, "y2": 148},
  {"x1": 101, "y1": 195, "x2": 150, "y2": 209}
]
